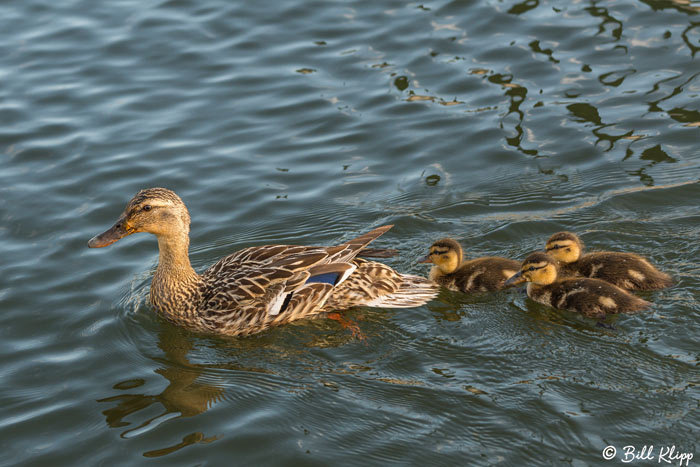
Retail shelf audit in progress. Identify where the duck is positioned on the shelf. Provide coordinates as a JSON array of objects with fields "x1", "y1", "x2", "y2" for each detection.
[
  {"x1": 545, "y1": 231, "x2": 673, "y2": 290},
  {"x1": 418, "y1": 238, "x2": 520, "y2": 292},
  {"x1": 87, "y1": 188, "x2": 438, "y2": 337},
  {"x1": 504, "y1": 251, "x2": 651, "y2": 318}
]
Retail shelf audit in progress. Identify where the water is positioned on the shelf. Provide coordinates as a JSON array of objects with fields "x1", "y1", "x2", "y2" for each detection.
[{"x1": 1, "y1": 0, "x2": 698, "y2": 465}]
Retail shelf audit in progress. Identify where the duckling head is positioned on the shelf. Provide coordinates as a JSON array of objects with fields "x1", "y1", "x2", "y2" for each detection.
[
  {"x1": 418, "y1": 238, "x2": 463, "y2": 279},
  {"x1": 505, "y1": 252, "x2": 559, "y2": 287},
  {"x1": 545, "y1": 231, "x2": 582, "y2": 265},
  {"x1": 88, "y1": 188, "x2": 191, "y2": 248}
]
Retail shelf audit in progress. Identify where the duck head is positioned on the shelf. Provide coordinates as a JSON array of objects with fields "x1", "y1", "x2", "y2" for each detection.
[
  {"x1": 88, "y1": 188, "x2": 191, "y2": 248},
  {"x1": 505, "y1": 251, "x2": 559, "y2": 287},
  {"x1": 544, "y1": 231, "x2": 582, "y2": 265},
  {"x1": 418, "y1": 238, "x2": 463, "y2": 277}
]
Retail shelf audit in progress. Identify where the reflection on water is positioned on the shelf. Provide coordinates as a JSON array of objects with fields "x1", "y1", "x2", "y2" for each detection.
[
  {"x1": 97, "y1": 327, "x2": 224, "y2": 455},
  {"x1": 564, "y1": 100, "x2": 659, "y2": 185},
  {"x1": 2, "y1": 0, "x2": 699, "y2": 464},
  {"x1": 642, "y1": 0, "x2": 700, "y2": 15},
  {"x1": 96, "y1": 314, "x2": 363, "y2": 457}
]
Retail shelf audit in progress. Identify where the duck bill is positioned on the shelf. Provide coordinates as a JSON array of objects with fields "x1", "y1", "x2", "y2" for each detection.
[
  {"x1": 504, "y1": 271, "x2": 526, "y2": 287},
  {"x1": 417, "y1": 254, "x2": 433, "y2": 264},
  {"x1": 88, "y1": 217, "x2": 134, "y2": 248}
]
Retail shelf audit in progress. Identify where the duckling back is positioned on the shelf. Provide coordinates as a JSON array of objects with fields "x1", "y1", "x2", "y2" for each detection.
[
  {"x1": 528, "y1": 277, "x2": 651, "y2": 319},
  {"x1": 568, "y1": 252, "x2": 673, "y2": 290},
  {"x1": 444, "y1": 257, "x2": 521, "y2": 293}
]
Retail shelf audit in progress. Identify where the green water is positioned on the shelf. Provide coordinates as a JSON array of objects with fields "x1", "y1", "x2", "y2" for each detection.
[{"x1": 1, "y1": 0, "x2": 698, "y2": 465}]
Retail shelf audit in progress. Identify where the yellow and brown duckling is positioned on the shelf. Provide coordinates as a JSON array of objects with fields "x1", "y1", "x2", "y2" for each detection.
[
  {"x1": 88, "y1": 188, "x2": 438, "y2": 337},
  {"x1": 418, "y1": 238, "x2": 520, "y2": 292},
  {"x1": 505, "y1": 252, "x2": 651, "y2": 319},
  {"x1": 545, "y1": 232, "x2": 673, "y2": 290}
]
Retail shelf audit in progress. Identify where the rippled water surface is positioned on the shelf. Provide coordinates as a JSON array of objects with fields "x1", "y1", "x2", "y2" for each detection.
[{"x1": 1, "y1": 0, "x2": 699, "y2": 465}]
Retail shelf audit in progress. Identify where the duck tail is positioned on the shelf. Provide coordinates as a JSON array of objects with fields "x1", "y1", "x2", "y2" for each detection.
[
  {"x1": 342, "y1": 225, "x2": 394, "y2": 250},
  {"x1": 323, "y1": 261, "x2": 439, "y2": 311},
  {"x1": 650, "y1": 269, "x2": 675, "y2": 290},
  {"x1": 326, "y1": 225, "x2": 394, "y2": 264},
  {"x1": 365, "y1": 273, "x2": 439, "y2": 308},
  {"x1": 357, "y1": 247, "x2": 399, "y2": 258}
]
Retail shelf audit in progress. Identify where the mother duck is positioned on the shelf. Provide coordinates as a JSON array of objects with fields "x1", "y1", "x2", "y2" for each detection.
[{"x1": 88, "y1": 188, "x2": 437, "y2": 336}]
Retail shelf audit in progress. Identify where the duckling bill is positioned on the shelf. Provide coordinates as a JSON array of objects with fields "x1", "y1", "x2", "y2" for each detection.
[
  {"x1": 505, "y1": 251, "x2": 650, "y2": 319},
  {"x1": 419, "y1": 238, "x2": 520, "y2": 293},
  {"x1": 88, "y1": 188, "x2": 438, "y2": 337},
  {"x1": 545, "y1": 232, "x2": 673, "y2": 290}
]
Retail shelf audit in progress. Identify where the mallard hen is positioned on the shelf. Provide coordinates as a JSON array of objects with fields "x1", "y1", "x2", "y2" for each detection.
[{"x1": 88, "y1": 188, "x2": 438, "y2": 336}]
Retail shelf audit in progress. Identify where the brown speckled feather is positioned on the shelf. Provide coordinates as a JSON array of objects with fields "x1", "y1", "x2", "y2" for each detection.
[{"x1": 194, "y1": 227, "x2": 437, "y2": 335}]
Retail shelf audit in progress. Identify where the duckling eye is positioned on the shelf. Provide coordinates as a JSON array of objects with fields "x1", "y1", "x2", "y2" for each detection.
[
  {"x1": 528, "y1": 266, "x2": 536, "y2": 271},
  {"x1": 142, "y1": 205, "x2": 152, "y2": 212}
]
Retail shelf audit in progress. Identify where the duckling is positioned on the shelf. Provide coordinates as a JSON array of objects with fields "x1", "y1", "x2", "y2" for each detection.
[
  {"x1": 418, "y1": 238, "x2": 520, "y2": 292},
  {"x1": 87, "y1": 188, "x2": 438, "y2": 337},
  {"x1": 545, "y1": 232, "x2": 673, "y2": 290},
  {"x1": 505, "y1": 252, "x2": 651, "y2": 318}
]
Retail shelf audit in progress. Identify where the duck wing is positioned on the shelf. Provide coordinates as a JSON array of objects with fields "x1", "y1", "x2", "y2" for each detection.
[{"x1": 197, "y1": 226, "x2": 393, "y2": 334}]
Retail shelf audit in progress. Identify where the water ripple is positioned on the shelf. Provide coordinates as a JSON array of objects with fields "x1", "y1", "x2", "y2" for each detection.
[{"x1": 1, "y1": 0, "x2": 699, "y2": 464}]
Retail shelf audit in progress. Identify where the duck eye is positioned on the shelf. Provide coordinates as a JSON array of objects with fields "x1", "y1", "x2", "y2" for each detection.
[
  {"x1": 142, "y1": 205, "x2": 152, "y2": 212},
  {"x1": 528, "y1": 266, "x2": 536, "y2": 271}
]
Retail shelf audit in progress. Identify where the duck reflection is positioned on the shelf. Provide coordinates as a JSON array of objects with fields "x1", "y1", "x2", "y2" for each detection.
[
  {"x1": 96, "y1": 326, "x2": 246, "y2": 456},
  {"x1": 97, "y1": 318, "x2": 357, "y2": 456},
  {"x1": 99, "y1": 327, "x2": 222, "y2": 427}
]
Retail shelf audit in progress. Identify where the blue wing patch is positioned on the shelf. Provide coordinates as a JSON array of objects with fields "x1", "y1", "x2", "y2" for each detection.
[
  {"x1": 306, "y1": 272, "x2": 340, "y2": 285},
  {"x1": 278, "y1": 272, "x2": 340, "y2": 315}
]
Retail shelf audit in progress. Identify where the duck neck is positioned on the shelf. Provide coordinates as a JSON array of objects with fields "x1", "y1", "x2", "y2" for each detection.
[
  {"x1": 429, "y1": 257, "x2": 462, "y2": 282},
  {"x1": 428, "y1": 266, "x2": 443, "y2": 282},
  {"x1": 156, "y1": 231, "x2": 196, "y2": 276},
  {"x1": 151, "y1": 231, "x2": 201, "y2": 319}
]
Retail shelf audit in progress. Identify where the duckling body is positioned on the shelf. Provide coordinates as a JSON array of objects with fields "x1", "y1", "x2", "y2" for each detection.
[
  {"x1": 435, "y1": 257, "x2": 521, "y2": 293},
  {"x1": 419, "y1": 238, "x2": 520, "y2": 293},
  {"x1": 505, "y1": 252, "x2": 650, "y2": 318},
  {"x1": 545, "y1": 232, "x2": 673, "y2": 290},
  {"x1": 88, "y1": 188, "x2": 438, "y2": 336}
]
